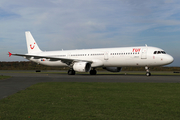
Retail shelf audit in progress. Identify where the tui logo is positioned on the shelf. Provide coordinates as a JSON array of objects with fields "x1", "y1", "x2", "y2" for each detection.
[
  {"x1": 30, "y1": 42, "x2": 35, "y2": 49},
  {"x1": 132, "y1": 48, "x2": 141, "y2": 52}
]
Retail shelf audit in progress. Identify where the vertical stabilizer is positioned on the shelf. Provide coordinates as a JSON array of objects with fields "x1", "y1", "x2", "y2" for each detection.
[{"x1": 25, "y1": 31, "x2": 42, "y2": 54}]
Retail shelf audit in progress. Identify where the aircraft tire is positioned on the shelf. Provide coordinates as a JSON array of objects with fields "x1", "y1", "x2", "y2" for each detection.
[
  {"x1": 90, "y1": 70, "x2": 97, "y2": 75},
  {"x1": 146, "y1": 72, "x2": 151, "y2": 76},
  {"x1": 68, "y1": 70, "x2": 76, "y2": 75}
]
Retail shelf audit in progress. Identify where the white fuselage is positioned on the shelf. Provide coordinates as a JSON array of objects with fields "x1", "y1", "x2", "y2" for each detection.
[{"x1": 29, "y1": 46, "x2": 173, "y2": 68}]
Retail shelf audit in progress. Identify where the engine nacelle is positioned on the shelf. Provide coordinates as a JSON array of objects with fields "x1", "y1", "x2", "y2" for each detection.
[
  {"x1": 104, "y1": 67, "x2": 122, "y2": 72},
  {"x1": 73, "y1": 62, "x2": 91, "y2": 72}
]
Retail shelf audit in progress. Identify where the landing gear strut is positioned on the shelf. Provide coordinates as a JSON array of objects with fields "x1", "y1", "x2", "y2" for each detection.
[
  {"x1": 68, "y1": 69, "x2": 76, "y2": 75},
  {"x1": 90, "y1": 69, "x2": 97, "y2": 75},
  {"x1": 145, "y1": 66, "x2": 151, "y2": 76}
]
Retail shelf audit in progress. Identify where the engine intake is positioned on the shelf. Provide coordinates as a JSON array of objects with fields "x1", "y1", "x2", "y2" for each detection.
[{"x1": 73, "y1": 62, "x2": 91, "y2": 72}]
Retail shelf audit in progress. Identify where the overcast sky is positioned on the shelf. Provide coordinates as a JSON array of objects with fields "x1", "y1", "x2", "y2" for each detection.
[{"x1": 0, "y1": 0, "x2": 179, "y2": 66}]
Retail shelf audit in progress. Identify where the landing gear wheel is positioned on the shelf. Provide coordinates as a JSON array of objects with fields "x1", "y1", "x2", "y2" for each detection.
[
  {"x1": 90, "y1": 70, "x2": 97, "y2": 75},
  {"x1": 146, "y1": 72, "x2": 151, "y2": 76},
  {"x1": 68, "y1": 70, "x2": 76, "y2": 75}
]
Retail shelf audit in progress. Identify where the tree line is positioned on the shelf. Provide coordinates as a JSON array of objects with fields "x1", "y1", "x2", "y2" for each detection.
[{"x1": 0, "y1": 61, "x2": 179, "y2": 71}]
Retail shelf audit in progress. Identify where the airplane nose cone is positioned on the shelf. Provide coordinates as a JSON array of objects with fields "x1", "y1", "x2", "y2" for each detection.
[{"x1": 166, "y1": 55, "x2": 174, "y2": 64}]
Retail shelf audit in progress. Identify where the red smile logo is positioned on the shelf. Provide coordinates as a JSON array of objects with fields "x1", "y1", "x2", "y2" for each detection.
[{"x1": 30, "y1": 43, "x2": 35, "y2": 49}]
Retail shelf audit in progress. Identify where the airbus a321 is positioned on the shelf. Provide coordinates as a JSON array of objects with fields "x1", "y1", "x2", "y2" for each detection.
[{"x1": 8, "y1": 31, "x2": 174, "y2": 76}]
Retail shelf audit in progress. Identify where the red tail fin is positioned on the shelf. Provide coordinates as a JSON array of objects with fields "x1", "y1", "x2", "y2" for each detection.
[{"x1": 8, "y1": 52, "x2": 12, "y2": 57}]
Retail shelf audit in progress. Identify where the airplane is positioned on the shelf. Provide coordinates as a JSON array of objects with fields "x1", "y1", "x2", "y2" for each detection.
[{"x1": 8, "y1": 31, "x2": 174, "y2": 76}]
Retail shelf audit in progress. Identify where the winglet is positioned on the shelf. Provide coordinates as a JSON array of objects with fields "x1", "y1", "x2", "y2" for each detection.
[{"x1": 8, "y1": 52, "x2": 12, "y2": 57}]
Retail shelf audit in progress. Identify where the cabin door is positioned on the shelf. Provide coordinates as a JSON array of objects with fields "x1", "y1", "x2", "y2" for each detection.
[
  {"x1": 104, "y1": 52, "x2": 109, "y2": 60},
  {"x1": 67, "y1": 53, "x2": 71, "y2": 58},
  {"x1": 141, "y1": 48, "x2": 147, "y2": 59}
]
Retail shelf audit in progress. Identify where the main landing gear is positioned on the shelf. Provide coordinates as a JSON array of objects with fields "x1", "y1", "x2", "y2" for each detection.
[
  {"x1": 68, "y1": 69, "x2": 76, "y2": 75},
  {"x1": 90, "y1": 69, "x2": 97, "y2": 75},
  {"x1": 145, "y1": 66, "x2": 151, "y2": 76}
]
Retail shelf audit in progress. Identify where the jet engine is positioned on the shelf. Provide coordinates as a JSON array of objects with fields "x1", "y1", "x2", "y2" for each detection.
[
  {"x1": 104, "y1": 67, "x2": 122, "y2": 72},
  {"x1": 73, "y1": 62, "x2": 91, "y2": 72}
]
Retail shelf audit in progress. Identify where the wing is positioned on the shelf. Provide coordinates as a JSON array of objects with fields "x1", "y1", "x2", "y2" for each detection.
[{"x1": 8, "y1": 52, "x2": 93, "y2": 66}]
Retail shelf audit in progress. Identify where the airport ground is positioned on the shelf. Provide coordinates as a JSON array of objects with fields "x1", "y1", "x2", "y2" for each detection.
[
  {"x1": 0, "y1": 70, "x2": 180, "y2": 119},
  {"x1": 0, "y1": 70, "x2": 180, "y2": 100}
]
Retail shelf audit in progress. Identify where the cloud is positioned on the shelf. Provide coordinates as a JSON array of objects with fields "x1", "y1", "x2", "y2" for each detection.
[
  {"x1": 165, "y1": 0, "x2": 174, "y2": 3},
  {"x1": 1, "y1": 0, "x2": 179, "y2": 36}
]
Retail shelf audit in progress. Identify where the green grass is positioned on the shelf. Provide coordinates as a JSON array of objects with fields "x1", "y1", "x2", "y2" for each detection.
[
  {"x1": 0, "y1": 75, "x2": 11, "y2": 80},
  {"x1": 1, "y1": 83, "x2": 180, "y2": 120}
]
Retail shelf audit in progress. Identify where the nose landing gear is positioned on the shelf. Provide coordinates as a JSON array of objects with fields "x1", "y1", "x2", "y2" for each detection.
[{"x1": 145, "y1": 66, "x2": 151, "y2": 76}]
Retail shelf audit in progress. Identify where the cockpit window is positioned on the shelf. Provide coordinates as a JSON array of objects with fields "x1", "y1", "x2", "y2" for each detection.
[
  {"x1": 158, "y1": 51, "x2": 161, "y2": 54},
  {"x1": 153, "y1": 51, "x2": 166, "y2": 54},
  {"x1": 161, "y1": 51, "x2": 166, "y2": 54}
]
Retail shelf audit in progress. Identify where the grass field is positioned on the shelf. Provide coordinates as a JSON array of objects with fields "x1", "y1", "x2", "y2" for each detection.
[
  {"x1": 0, "y1": 83, "x2": 180, "y2": 120},
  {"x1": 0, "y1": 75, "x2": 10, "y2": 80}
]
